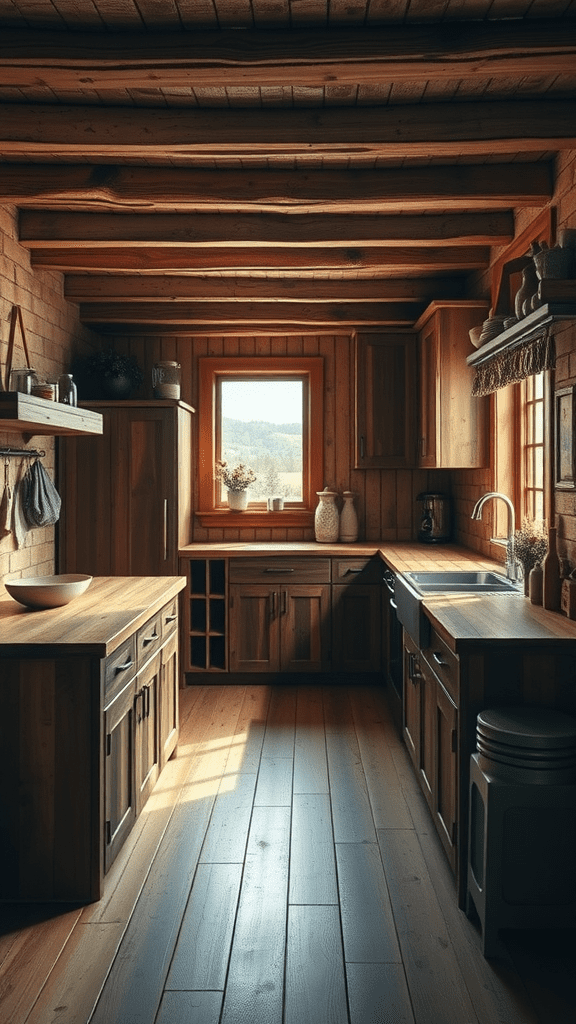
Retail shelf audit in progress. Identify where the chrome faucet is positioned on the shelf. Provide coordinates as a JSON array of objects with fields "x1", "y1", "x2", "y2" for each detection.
[{"x1": 471, "y1": 492, "x2": 519, "y2": 581}]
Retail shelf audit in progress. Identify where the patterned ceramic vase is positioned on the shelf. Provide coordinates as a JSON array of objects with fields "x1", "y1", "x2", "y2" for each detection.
[{"x1": 314, "y1": 488, "x2": 339, "y2": 543}]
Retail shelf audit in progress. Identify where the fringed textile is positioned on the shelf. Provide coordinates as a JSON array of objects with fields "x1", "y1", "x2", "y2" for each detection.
[{"x1": 472, "y1": 328, "x2": 555, "y2": 396}]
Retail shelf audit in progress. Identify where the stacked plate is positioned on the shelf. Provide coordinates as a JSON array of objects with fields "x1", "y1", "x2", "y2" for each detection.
[
  {"x1": 476, "y1": 706, "x2": 576, "y2": 785},
  {"x1": 478, "y1": 315, "x2": 507, "y2": 345}
]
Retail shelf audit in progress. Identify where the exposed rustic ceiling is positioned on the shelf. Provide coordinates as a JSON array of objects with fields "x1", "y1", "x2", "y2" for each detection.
[{"x1": 0, "y1": 0, "x2": 575, "y2": 334}]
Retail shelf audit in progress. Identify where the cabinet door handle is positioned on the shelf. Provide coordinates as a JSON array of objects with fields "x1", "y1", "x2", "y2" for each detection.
[
  {"x1": 360, "y1": 435, "x2": 365, "y2": 459},
  {"x1": 432, "y1": 651, "x2": 449, "y2": 668},
  {"x1": 145, "y1": 685, "x2": 151, "y2": 718},
  {"x1": 271, "y1": 591, "x2": 277, "y2": 618},
  {"x1": 115, "y1": 658, "x2": 134, "y2": 673},
  {"x1": 163, "y1": 498, "x2": 168, "y2": 561},
  {"x1": 282, "y1": 590, "x2": 287, "y2": 614},
  {"x1": 135, "y1": 690, "x2": 143, "y2": 723}
]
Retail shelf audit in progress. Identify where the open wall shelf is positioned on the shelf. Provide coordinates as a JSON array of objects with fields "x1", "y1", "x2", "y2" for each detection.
[{"x1": 0, "y1": 392, "x2": 103, "y2": 437}]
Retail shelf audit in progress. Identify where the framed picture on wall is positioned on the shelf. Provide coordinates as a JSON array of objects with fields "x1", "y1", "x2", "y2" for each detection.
[{"x1": 555, "y1": 385, "x2": 576, "y2": 490}]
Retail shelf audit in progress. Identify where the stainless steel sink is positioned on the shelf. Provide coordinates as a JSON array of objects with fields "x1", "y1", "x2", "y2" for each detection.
[
  {"x1": 394, "y1": 569, "x2": 522, "y2": 647},
  {"x1": 403, "y1": 570, "x2": 522, "y2": 594}
]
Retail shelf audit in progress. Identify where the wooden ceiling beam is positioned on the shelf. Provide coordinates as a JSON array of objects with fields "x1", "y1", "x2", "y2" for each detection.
[
  {"x1": 78, "y1": 300, "x2": 424, "y2": 325},
  {"x1": 1, "y1": 22, "x2": 575, "y2": 88},
  {"x1": 0, "y1": 162, "x2": 553, "y2": 213},
  {"x1": 63, "y1": 274, "x2": 465, "y2": 303},
  {"x1": 30, "y1": 245, "x2": 490, "y2": 273},
  {"x1": 1, "y1": 101, "x2": 575, "y2": 160},
  {"x1": 19, "y1": 210, "x2": 513, "y2": 248}
]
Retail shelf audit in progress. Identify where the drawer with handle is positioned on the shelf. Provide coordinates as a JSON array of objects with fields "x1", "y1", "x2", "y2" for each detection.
[
  {"x1": 228, "y1": 557, "x2": 331, "y2": 585},
  {"x1": 332, "y1": 557, "x2": 381, "y2": 584},
  {"x1": 104, "y1": 634, "x2": 137, "y2": 707},
  {"x1": 137, "y1": 610, "x2": 163, "y2": 665},
  {"x1": 421, "y1": 628, "x2": 459, "y2": 703},
  {"x1": 161, "y1": 596, "x2": 179, "y2": 639}
]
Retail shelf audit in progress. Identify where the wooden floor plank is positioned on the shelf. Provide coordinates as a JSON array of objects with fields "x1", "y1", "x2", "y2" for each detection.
[
  {"x1": 0, "y1": 905, "x2": 83, "y2": 1024},
  {"x1": 261, "y1": 685, "x2": 296, "y2": 759},
  {"x1": 254, "y1": 755, "x2": 293, "y2": 806},
  {"x1": 289, "y1": 793, "x2": 338, "y2": 904},
  {"x1": 324, "y1": 688, "x2": 377, "y2": 844},
  {"x1": 155, "y1": 990, "x2": 223, "y2": 1024},
  {"x1": 336, "y1": 841, "x2": 401, "y2": 964},
  {"x1": 285, "y1": 904, "x2": 349, "y2": 1024},
  {"x1": 349, "y1": 686, "x2": 415, "y2": 830},
  {"x1": 220, "y1": 805, "x2": 291, "y2": 1024},
  {"x1": 200, "y1": 769, "x2": 257, "y2": 863},
  {"x1": 293, "y1": 685, "x2": 329, "y2": 794},
  {"x1": 223, "y1": 683, "x2": 271, "y2": 775},
  {"x1": 346, "y1": 962, "x2": 415, "y2": 1024},
  {"x1": 165, "y1": 862, "x2": 243, "y2": 990},
  {"x1": 377, "y1": 826, "x2": 479, "y2": 1024}
]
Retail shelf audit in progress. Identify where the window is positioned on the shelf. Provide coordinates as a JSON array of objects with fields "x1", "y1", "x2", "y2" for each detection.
[
  {"x1": 197, "y1": 356, "x2": 324, "y2": 525},
  {"x1": 494, "y1": 371, "x2": 548, "y2": 539}
]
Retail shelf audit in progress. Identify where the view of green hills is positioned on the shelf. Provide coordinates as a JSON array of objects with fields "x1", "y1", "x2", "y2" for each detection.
[{"x1": 221, "y1": 416, "x2": 303, "y2": 499}]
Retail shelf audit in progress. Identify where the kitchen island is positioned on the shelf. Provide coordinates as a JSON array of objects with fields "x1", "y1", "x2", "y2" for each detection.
[{"x1": 0, "y1": 576, "x2": 185, "y2": 903}]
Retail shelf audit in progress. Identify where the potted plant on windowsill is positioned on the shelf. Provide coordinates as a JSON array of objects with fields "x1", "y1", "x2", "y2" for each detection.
[{"x1": 215, "y1": 460, "x2": 257, "y2": 511}]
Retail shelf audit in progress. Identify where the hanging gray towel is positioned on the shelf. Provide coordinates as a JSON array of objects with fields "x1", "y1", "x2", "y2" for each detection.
[
  {"x1": 23, "y1": 459, "x2": 61, "y2": 528},
  {"x1": 0, "y1": 461, "x2": 12, "y2": 538},
  {"x1": 11, "y1": 465, "x2": 31, "y2": 548}
]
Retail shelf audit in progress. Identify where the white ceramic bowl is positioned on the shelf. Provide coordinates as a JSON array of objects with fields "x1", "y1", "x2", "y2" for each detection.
[{"x1": 4, "y1": 574, "x2": 93, "y2": 610}]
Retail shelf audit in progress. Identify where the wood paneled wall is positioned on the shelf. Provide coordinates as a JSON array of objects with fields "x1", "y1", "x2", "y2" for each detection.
[{"x1": 109, "y1": 330, "x2": 451, "y2": 544}]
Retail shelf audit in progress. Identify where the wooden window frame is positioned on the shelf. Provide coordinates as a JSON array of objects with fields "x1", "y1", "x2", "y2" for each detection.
[{"x1": 196, "y1": 356, "x2": 324, "y2": 528}]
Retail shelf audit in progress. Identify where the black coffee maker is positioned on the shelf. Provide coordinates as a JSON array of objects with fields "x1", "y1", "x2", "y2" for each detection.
[{"x1": 417, "y1": 492, "x2": 451, "y2": 543}]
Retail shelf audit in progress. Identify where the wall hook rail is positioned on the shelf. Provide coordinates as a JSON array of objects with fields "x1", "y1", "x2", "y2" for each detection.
[{"x1": 0, "y1": 446, "x2": 46, "y2": 459}]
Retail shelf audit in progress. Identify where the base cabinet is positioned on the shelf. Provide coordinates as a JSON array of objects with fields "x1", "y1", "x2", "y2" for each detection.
[
  {"x1": 0, "y1": 596, "x2": 181, "y2": 902},
  {"x1": 403, "y1": 628, "x2": 459, "y2": 874},
  {"x1": 183, "y1": 554, "x2": 383, "y2": 676},
  {"x1": 229, "y1": 583, "x2": 330, "y2": 673}
]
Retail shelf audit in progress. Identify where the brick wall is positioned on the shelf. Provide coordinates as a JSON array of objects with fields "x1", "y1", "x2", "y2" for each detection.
[{"x1": 0, "y1": 204, "x2": 95, "y2": 583}]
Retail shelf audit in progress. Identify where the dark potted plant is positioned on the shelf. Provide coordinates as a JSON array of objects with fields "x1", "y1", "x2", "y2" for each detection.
[{"x1": 73, "y1": 349, "x2": 144, "y2": 400}]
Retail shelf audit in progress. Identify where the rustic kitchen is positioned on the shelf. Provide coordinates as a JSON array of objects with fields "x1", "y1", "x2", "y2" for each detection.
[{"x1": 1, "y1": 4, "x2": 576, "y2": 1024}]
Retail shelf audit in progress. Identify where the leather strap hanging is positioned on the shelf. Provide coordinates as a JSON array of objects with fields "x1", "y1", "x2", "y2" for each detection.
[{"x1": 2, "y1": 305, "x2": 32, "y2": 392}]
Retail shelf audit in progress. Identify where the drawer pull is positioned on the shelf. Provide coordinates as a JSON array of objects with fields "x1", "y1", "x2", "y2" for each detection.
[
  {"x1": 432, "y1": 651, "x2": 449, "y2": 668},
  {"x1": 115, "y1": 658, "x2": 134, "y2": 673},
  {"x1": 345, "y1": 568, "x2": 363, "y2": 574},
  {"x1": 165, "y1": 613, "x2": 178, "y2": 622},
  {"x1": 143, "y1": 630, "x2": 159, "y2": 645},
  {"x1": 263, "y1": 567, "x2": 294, "y2": 574}
]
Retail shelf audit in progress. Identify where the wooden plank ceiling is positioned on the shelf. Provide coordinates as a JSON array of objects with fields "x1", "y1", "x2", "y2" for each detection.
[{"x1": 0, "y1": 0, "x2": 575, "y2": 334}]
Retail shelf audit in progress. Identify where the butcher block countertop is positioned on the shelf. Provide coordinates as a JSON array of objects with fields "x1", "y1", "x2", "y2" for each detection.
[
  {"x1": 0, "y1": 576, "x2": 186, "y2": 658},
  {"x1": 180, "y1": 540, "x2": 576, "y2": 647}
]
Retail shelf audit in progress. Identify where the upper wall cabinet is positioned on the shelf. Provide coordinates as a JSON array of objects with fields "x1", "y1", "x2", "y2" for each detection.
[
  {"x1": 415, "y1": 301, "x2": 489, "y2": 469},
  {"x1": 354, "y1": 332, "x2": 417, "y2": 469}
]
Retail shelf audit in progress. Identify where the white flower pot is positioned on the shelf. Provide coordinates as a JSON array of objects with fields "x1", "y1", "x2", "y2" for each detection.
[{"x1": 227, "y1": 489, "x2": 249, "y2": 511}]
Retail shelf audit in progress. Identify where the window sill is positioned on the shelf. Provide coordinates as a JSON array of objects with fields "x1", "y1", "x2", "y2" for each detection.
[{"x1": 196, "y1": 510, "x2": 315, "y2": 529}]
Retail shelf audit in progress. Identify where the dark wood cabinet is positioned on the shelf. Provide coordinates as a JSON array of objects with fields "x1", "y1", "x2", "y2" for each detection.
[
  {"x1": 402, "y1": 626, "x2": 459, "y2": 874},
  {"x1": 59, "y1": 400, "x2": 194, "y2": 576},
  {"x1": 354, "y1": 331, "x2": 417, "y2": 469},
  {"x1": 0, "y1": 585, "x2": 182, "y2": 902},
  {"x1": 331, "y1": 557, "x2": 381, "y2": 672},
  {"x1": 415, "y1": 301, "x2": 489, "y2": 468},
  {"x1": 228, "y1": 557, "x2": 331, "y2": 674}
]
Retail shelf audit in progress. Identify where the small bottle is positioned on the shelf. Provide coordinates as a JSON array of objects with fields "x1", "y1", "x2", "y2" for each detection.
[
  {"x1": 542, "y1": 527, "x2": 562, "y2": 611},
  {"x1": 339, "y1": 491, "x2": 358, "y2": 543},
  {"x1": 58, "y1": 373, "x2": 78, "y2": 406}
]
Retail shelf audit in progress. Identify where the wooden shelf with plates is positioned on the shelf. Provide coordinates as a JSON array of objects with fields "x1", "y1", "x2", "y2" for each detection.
[{"x1": 467, "y1": 302, "x2": 576, "y2": 369}]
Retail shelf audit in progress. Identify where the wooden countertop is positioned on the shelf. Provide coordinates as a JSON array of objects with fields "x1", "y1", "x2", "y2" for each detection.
[
  {"x1": 179, "y1": 540, "x2": 576, "y2": 645},
  {"x1": 0, "y1": 576, "x2": 186, "y2": 657}
]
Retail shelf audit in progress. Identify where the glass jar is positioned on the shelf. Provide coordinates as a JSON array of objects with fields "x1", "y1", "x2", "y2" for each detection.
[
  {"x1": 58, "y1": 373, "x2": 78, "y2": 406},
  {"x1": 152, "y1": 361, "x2": 181, "y2": 399}
]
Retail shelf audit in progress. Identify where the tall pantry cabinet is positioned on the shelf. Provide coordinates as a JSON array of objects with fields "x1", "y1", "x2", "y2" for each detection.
[{"x1": 58, "y1": 400, "x2": 194, "y2": 576}]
